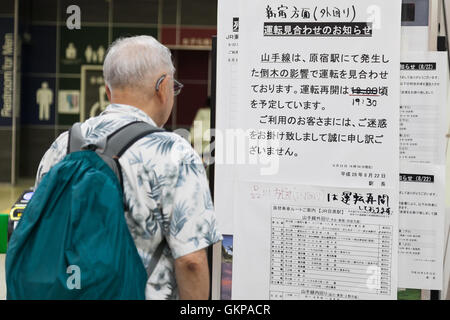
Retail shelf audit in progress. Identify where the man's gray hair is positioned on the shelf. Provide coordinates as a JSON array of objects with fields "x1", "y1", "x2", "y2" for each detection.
[{"x1": 103, "y1": 35, "x2": 175, "y2": 91}]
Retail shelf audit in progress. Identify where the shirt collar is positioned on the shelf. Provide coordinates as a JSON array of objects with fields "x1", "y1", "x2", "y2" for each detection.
[{"x1": 101, "y1": 103, "x2": 160, "y2": 128}]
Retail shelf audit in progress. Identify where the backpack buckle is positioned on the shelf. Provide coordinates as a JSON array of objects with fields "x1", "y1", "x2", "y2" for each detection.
[{"x1": 81, "y1": 144, "x2": 99, "y2": 151}]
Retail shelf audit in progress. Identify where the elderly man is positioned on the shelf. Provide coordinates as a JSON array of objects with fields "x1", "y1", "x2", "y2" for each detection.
[{"x1": 35, "y1": 36, "x2": 222, "y2": 299}]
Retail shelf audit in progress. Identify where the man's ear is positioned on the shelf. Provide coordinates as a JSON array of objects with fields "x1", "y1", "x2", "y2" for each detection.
[
  {"x1": 105, "y1": 85, "x2": 112, "y2": 101},
  {"x1": 156, "y1": 76, "x2": 169, "y2": 105}
]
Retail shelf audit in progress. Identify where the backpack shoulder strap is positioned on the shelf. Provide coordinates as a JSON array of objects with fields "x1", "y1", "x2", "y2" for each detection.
[
  {"x1": 98, "y1": 121, "x2": 164, "y2": 191},
  {"x1": 67, "y1": 121, "x2": 164, "y2": 156},
  {"x1": 103, "y1": 121, "x2": 164, "y2": 159},
  {"x1": 67, "y1": 122, "x2": 85, "y2": 154},
  {"x1": 67, "y1": 121, "x2": 167, "y2": 278},
  {"x1": 146, "y1": 238, "x2": 167, "y2": 278},
  {"x1": 103, "y1": 121, "x2": 167, "y2": 278}
]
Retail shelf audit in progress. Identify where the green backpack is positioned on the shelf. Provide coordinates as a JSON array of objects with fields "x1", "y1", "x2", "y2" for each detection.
[{"x1": 6, "y1": 121, "x2": 164, "y2": 300}]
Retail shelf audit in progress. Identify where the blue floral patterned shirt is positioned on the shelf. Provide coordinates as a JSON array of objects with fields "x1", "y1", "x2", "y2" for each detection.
[{"x1": 35, "y1": 104, "x2": 222, "y2": 299}]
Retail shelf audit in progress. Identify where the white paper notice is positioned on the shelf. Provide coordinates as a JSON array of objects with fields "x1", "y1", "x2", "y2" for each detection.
[
  {"x1": 400, "y1": 53, "x2": 448, "y2": 166},
  {"x1": 232, "y1": 181, "x2": 398, "y2": 300},
  {"x1": 215, "y1": 0, "x2": 240, "y2": 234},
  {"x1": 399, "y1": 165, "x2": 445, "y2": 290},
  {"x1": 230, "y1": 0, "x2": 401, "y2": 300},
  {"x1": 398, "y1": 52, "x2": 448, "y2": 290},
  {"x1": 236, "y1": 0, "x2": 402, "y2": 189}
]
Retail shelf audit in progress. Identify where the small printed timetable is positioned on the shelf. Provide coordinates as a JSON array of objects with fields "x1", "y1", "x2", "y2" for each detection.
[{"x1": 269, "y1": 205, "x2": 393, "y2": 299}]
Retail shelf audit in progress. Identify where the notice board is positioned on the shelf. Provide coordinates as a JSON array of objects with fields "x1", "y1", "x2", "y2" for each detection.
[{"x1": 215, "y1": 0, "x2": 403, "y2": 300}]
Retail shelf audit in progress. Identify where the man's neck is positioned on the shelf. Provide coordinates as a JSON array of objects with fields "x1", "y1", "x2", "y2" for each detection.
[{"x1": 110, "y1": 90, "x2": 163, "y2": 126}]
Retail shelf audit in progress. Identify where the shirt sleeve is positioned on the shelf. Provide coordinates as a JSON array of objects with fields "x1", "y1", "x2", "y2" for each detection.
[{"x1": 164, "y1": 139, "x2": 222, "y2": 259}]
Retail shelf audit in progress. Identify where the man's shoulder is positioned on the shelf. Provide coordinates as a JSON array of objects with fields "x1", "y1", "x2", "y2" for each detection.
[
  {"x1": 50, "y1": 130, "x2": 70, "y2": 153},
  {"x1": 122, "y1": 131, "x2": 206, "y2": 185},
  {"x1": 134, "y1": 131, "x2": 200, "y2": 162},
  {"x1": 124, "y1": 131, "x2": 203, "y2": 172},
  {"x1": 47, "y1": 125, "x2": 201, "y2": 166}
]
